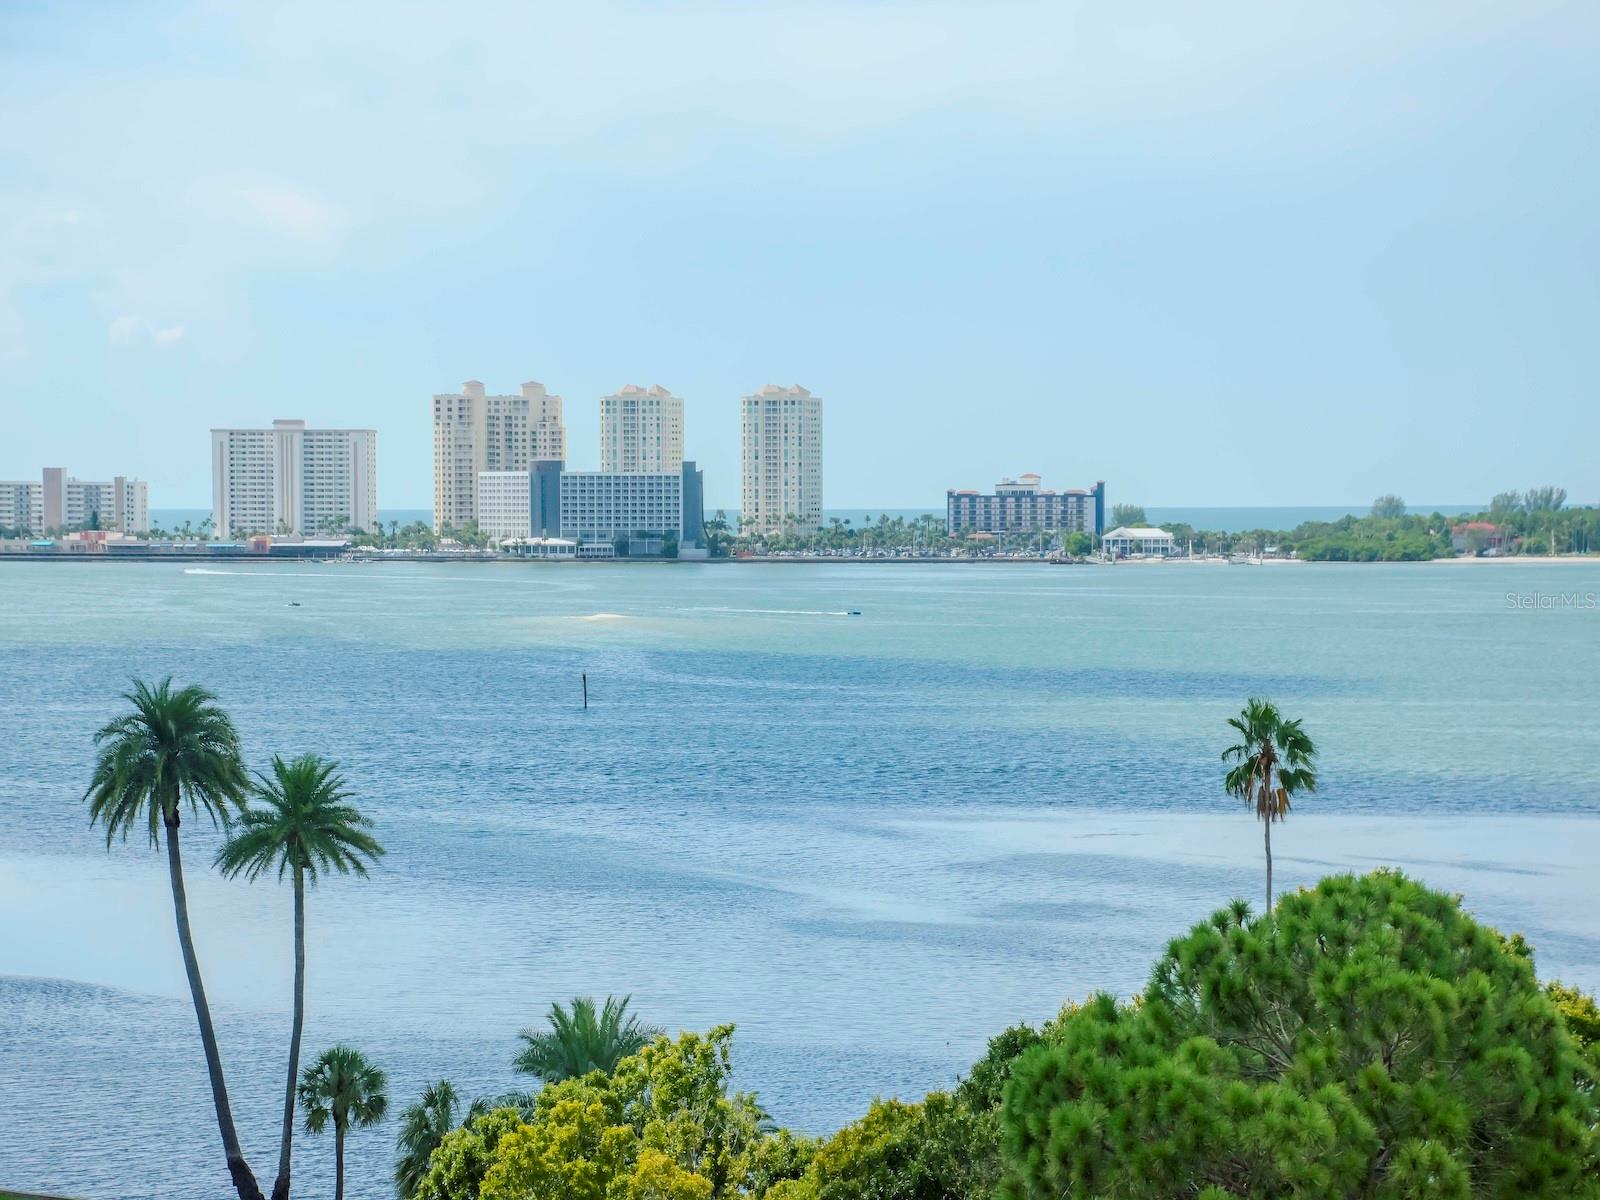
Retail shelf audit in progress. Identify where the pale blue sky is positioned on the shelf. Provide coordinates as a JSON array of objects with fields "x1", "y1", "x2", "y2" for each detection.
[{"x1": 3, "y1": 1, "x2": 1596, "y2": 510}]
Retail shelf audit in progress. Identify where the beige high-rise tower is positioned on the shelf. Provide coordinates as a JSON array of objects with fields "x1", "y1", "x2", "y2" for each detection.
[
  {"x1": 211, "y1": 420, "x2": 378, "y2": 537},
  {"x1": 740, "y1": 384, "x2": 823, "y2": 534},
  {"x1": 432, "y1": 380, "x2": 565, "y2": 530},
  {"x1": 599, "y1": 385, "x2": 685, "y2": 473}
]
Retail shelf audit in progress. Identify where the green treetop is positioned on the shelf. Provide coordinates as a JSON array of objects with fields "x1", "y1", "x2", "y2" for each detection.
[{"x1": 999, "y1": 870, "x2": 1600, "y2": 1200}]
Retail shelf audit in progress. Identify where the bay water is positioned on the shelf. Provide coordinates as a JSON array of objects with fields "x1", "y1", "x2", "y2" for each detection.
[{"x1": 2, "y1": 559, "x2": 1597, "y2": 1198}]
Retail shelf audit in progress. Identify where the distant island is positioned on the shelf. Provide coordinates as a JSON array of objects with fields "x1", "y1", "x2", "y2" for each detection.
[{"x1": 1, "y1": 488, "x2": 1595, "y2": 563}]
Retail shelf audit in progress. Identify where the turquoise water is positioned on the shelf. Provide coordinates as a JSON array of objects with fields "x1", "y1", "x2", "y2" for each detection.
[{"x1": 2, "y1": 559, "x2": 1599, "y2": 1198}]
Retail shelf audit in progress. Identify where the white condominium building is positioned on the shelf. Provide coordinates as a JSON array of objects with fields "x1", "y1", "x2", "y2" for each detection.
[
  {"x1": 0, "y1": 481, "x2": 34, "y2": 531},
  {"x1": 0, "y1": 469, "x2": 150, "y2": 533},
  {"x1": 475, "y1": 471, "x2": 532, "y2": 542},
  {"x1": 600, "y1": 385, "x2": 684, "y2": 473},
  {"x1": 210, "y1": 419, "x2": 378, "y2": 537},
  {"x1": 740, "y1": 384, "x2": 823, "y2": 534},
  {"x1": 432, "y1": 380, "x2": 565, "y2": 530}
]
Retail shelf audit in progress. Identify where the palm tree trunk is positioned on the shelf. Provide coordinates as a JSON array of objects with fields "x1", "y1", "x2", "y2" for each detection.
[
  {"x1": 334, "y1": 1125, "x2": 346, "y2": 1200},
  {"x1": 1263, "y1": 814, "x2": 1273, "y2": 913},
  {"x1": 165, "y1": 813, "x2": 265, "y2": 1200},
  {"x1": 271, "y1": 865, "x2": 307, "y2": 1200}
]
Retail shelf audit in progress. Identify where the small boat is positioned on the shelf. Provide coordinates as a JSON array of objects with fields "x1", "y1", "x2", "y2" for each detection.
[
  {"x1": 847, "y1": 610, "x2": 862, "y2": 616},
  {"x1": 288, "y1": 601, "x2": 301, "y2": 607}
]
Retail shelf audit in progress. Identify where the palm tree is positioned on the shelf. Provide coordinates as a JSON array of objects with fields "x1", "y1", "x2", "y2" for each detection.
[
  {"x1": 394, "y1": 1079, "x2": 461, "y2": 1199},
  {"x1": 513, "y1": 995, "x2": 660, "y2": 1082},
  {"x1": 299, "y1": 1045, "x2": 388, "y2": 1200},
  {"x1": 1222, "y1": 698, "x2": 1318, "y2": 912},
  {"x1": 84, "y1": 677, "x2": 264, "y2": 1200},
  {"x1": 216, "y1": 755, "x2": 384, "y2": 1200},
  {"x1": 466, "y1": 1089, "x2": 540, "y2": 1123}
]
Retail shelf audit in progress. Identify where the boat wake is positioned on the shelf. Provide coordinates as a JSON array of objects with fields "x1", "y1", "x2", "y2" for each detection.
[
  {"x1": 185, "y1": 567, "x2": 334, "y2": 579},
  {"x1": 689, "y1": 606, "x2": 854, "y2": 617}
]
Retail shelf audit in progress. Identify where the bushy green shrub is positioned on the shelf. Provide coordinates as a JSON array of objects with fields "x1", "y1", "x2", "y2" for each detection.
[
  {"x1": 413, "y1": 1026, "x2": 805, "y2": 1200},
  {"x1": 999, "y1": 871, "x2": 1600, "y2": 1199},
  {"x1": 768, "y1": 1093, "x2": 997, "y2": 1200}
]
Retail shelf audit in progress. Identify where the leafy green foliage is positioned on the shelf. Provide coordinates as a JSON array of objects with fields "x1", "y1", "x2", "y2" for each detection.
[
  {"x1": 1111, "y1": 503, "x2": 1147, "y2": 527},
  {"x1": 1547, "y1": 981, "x2": 1600, "y2": 1052},
  {"x1": 515, "y1": 996, "x2": 661, "y2": 1083},
  {"x1": 765, "y1": 1019, "x2": 1076, "y2": 1200},
  {"x1": 770, "y1": 1093, "x2": 998, "y2": 1200},
  {"x1": 956, "y1": 1023, "x2": 1045, "y2": 1112},
  {"x1": 415, "y1": 1106, "x2": 526, "y2": 1200},
  {"x1": 1371, "y1": 494, "x2": 1408, "y2": 518},
  {"x1": 397, "y1": 1080, "x2": 464, "y2": 1200},
  {"x1": 416, "y1": 1027, "x2": 800, "y2": 1200},
  {"x1": 999, "y1": 870, "x2": 1600, "y2": 1199},
  {"x1": 609, "y1": 1024, "x2": 772, "y2": 1196}
]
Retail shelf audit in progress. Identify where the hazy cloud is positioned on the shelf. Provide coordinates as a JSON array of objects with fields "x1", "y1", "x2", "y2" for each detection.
[
  {"x1": 2, "y1": 0, "x2": 1596, "y2": 501},
  {"x1": 109, "y1": 315, "x2": 188, "y2": 348}
]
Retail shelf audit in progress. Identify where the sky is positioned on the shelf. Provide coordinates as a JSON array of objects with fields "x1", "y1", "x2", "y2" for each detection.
[{"x1": 2, "y1": 1, "x2": 1597, "y2": 511}]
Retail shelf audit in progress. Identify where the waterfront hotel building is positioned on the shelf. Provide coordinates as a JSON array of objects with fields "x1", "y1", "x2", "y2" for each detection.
[
  {"x1": 211, "y1": 419, "x2": 377, "y2": 537},
  {"x1": 946, "y1": 474, "x2": 1105, "y2": 536},
  {"x1": 476, "y1": 460, "x2": 705, "y2": 556},
  {"x1": 0, "y1": 468, "x2": 149, "y2": 533},
  {"x1": 432, "y1": 380, "x2": 566, "y2": 530}
]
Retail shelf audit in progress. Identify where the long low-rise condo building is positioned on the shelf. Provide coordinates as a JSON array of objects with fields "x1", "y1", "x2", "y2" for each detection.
[
  {"x1": 0, "y1": 468, "x2": 149, "y2": 533},
  {"x1": 212, "y1": 419, "x2": 377, "y2": 538},
  {"x1": 946, "y1": 474, "x2": 1104, "y2": 536},
  {"x1": 476, "y1": 460, "x2": 705, "y2": 556}
]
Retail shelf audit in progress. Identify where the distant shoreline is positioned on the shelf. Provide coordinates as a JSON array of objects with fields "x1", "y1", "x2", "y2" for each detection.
[{"x1": 3, "y1": 552, "x2": 1597, "y2": 567}]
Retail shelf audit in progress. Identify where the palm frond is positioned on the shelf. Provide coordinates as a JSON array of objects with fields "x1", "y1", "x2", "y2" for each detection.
[
  {"x1": 513, "y1": 994, "x2": 661, "y2": 1082},
  {"x1": 1221, "y1": 698, "x2": 1318, "y2": 823},
  {"x1": 395, "y1": 1080, "x2": 460, "y2": 1199},
  {"x1": 84, "y1": 676, "x2": 249, "y2": 848},
  {"x1": 298, "y1": 1044, "x2": 388, "y2": 1136},
  {"x1": 215, "y1": 753, "x2": 384, "y2": 884}
]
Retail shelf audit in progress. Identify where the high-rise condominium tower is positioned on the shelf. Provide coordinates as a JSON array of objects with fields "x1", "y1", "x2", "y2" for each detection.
[
  {"x1": 599, "y1": 385, "x2": 684, "y2": 473},
  {"x1": 432, "y1": 380, "x2": 566, "y2": 530},
  {"x1": 211, "y1": 419, "x2": 378, "y2": 537},
  {"x1": 740, "y1": 384, "x2": 823, "y2": 534}
]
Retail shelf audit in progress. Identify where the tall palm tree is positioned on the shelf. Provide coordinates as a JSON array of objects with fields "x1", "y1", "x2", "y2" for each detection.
[
  {"x1": 216, "y1": 755, "x2": 384, "y2": 1200},
  {"x1": 299, "y1": 1045, "x2": 388, "y2": 1200},
  {"x1": 394, "y1": 1079, "x2": 461, "y2": 1200},
  {"x1": 84, "y1": 677, "x2": 264, "y2": 1200},
  {"x1": 1222, "y1": 697, "x2": 1318, "y2": 912},
  {"x1": 513, "y1": 995, "x2": 660, "y2": 1082}
]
